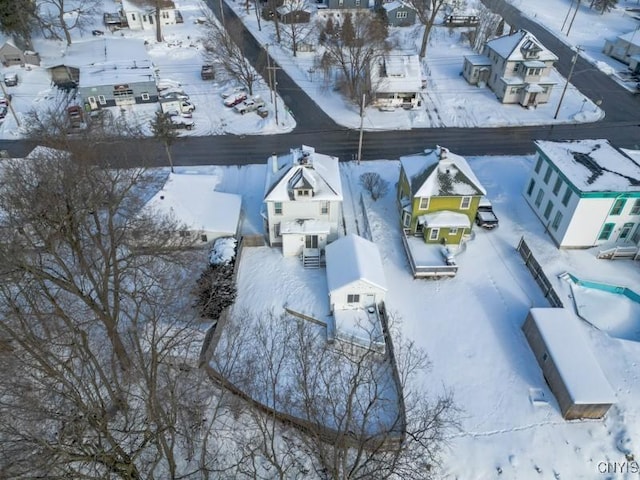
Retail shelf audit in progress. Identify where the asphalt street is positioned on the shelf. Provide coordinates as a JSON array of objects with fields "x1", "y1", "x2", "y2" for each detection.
[{"x1": 0, "y1": 0, "x2": 638, "y2": 166}]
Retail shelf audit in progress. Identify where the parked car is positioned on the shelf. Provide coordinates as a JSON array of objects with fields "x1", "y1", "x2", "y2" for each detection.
[
  {"x1": 234, "y1": 96, "x2": 265, "y2": 114},
  {"x1": 157, "y1": 79, "x2": 182, "y2": 91},
  {"x1": 256, "y1": 106, "x2": 269, "y2": 118},
  {"x1": 201, "y1": 65, "x2": 215, "y2": 80},
  {"x1": 0, "y1": 94, "x2": 12, "y2": 106},
  {"x1": 223, "y1": 92, "x2": 248, "y2": 107},
  {"x1": 160, "y1": 90, "x2": 190, "y2": 101},
  {"x1": 0, "y1": 105, "x2": 7, "y2": 120},
  {"x1": 92, "y1": 29, "x2": 105, "y2": 36},
  {"x1": 475, "y1": 197, "x2": 499, "y2": 229},
  {"x1": 220, "y1": 86, "x2": 246, "y2": 99},
  {"x1": 180, "y1": 101, "x2": 196, "y2": 113},
  {"x1": 3, "y1": 73, "x2": 17, "y2": 87},
  {"x1": 168, "y1": 116, "x2": 195, "y2": 130}
]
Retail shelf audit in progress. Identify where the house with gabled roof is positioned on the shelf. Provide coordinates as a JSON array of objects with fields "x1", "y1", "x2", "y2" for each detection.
[
  {"x1": 376, "y1": 0, "x2": 415, "y2": 27},
  {"x1": 523, "y1": 139, "x2": 640, "y2": 249},
  {"x1": 120, "y1": 0, "x2": 180, "y2": 31},
  {"x1": 262, "y1": 145, "x2": 343, "y2": 264},
  {"x1": 325, "y1": 234, "x2": 387, "y2": 352},
  {"x1": 463, "y1": 29, "x2": 558, "y2": 107},
  {"x1": 397, "y1": 146, "x2": 486, "y2": 246}
]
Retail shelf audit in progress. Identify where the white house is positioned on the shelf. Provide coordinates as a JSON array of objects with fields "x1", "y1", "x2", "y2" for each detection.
[
  {"x1": 462, "y1": 29, "x2": 558, "y2": 106},
  {"x1": 523, "y1": 139, "x2": 640, "y2": 248},
  {"x1": 262, "y1": 146, "x2": 343, "y2": 263},
  {"x1": 603, "y1": 30, "x2": 640, "y2": 72},
  {"x1": 369, "y1": 54, "x2": 422, "y2": 110},
  {"x1": 121, "y1": 0, "x2": 179, "y2": 31},
  {"x1": 144, "y1": 173, "x2": 242, "y2": 244},
  {"x1": 325, "y1": 234, "x2": 387, "y2": 352}
]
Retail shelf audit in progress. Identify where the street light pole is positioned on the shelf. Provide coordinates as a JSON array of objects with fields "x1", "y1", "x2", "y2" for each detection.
[{"x1": 554, "y1": 47, "x2": 582, "y2": 120}]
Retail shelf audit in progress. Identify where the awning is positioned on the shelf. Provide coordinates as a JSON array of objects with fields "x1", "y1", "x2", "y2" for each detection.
[{"x1": 417, "y1": 211, "x2": 471, "y2": 228}]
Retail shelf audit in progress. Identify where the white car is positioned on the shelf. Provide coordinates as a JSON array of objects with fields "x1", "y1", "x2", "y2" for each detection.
[
  {"x1": 234, "y1": 96, "x2": 265, "y2": 114},
  {"x1": 220, "y1": 86, "x2": 247, "y2": 99}
]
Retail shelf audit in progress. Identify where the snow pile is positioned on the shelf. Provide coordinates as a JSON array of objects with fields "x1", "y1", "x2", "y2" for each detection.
[{"x1": 209, "y1": 237, "x2": 237, "y2": 265}]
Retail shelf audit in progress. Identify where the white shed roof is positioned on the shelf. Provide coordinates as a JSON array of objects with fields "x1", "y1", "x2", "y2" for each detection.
[
  {"x1": 418, "y1": 211, "x2": 470, "y2": 228},
  {"x1": 325, "y1": 234, "x2": 387, "y2": 293},
  {"x1": 535, "y1": 139, "x2": 640, "y2": 193},
  {"x1": 529, "y1": 308, "x2": 615, "y2": 405},
  {"x1": 145, "y1": 173, "x2": 242, "y2": 236},
  {"x1": 264, "y1": 145, "x2": 342, "y2": 202}
]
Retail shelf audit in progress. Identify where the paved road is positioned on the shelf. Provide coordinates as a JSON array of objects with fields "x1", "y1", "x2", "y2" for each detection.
[{"x1": 0, "y1": 0, "x2": 638, "y2": 166}]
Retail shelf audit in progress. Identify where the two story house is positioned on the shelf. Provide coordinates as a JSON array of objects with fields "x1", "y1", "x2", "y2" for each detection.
[
  {"x1": 397, "y1": 146, "x2": 486, "y2": 246},
  {"x1": 463, "y1": 29, "x2": 558, "y2": 107},
  {"x1": 369, "y1": 54, "x2": 423, "y2": 110},
  {"x1": 523, "y1": 139, "x2": 640, "y2": 248},
  {"x1": 262, "y1": 146, "x2": 343, "y2": 263},
  {"x1": 121, "y1": 0, "x2": 179, "y2": 31}
]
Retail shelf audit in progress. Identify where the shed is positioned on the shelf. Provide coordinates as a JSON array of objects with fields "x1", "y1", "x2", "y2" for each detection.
[
  {"x1": 522, "y1": 308, "x2": 615, "y2": 420},
  {"x1": 0, "y1": 41, "x2": 40, "y2": 66},
  {"x1": 325, "y1": 234, "x2": 387, "y2": 312},
  {"x1": 276, "y1": 4, "x2": 311, "y2": 24},
  {"x1": 144, "y1": 173, "x2": 242, "y2": 244}
]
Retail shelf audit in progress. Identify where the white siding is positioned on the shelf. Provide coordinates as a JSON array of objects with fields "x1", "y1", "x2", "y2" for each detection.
[
  {"x1": 282, "y1": 233, "x2": 327, "y2": 256},
  {"x1": 329, "y1": 279, "x2": 386, "y2": 312},
  {"x1": 267, "y1": 199, "x2": 341, "y2": 247}
]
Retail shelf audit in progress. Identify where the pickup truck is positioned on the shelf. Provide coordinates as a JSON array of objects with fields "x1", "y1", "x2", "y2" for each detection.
[
  {"x1": 234, "y1": 96, "x2": 265, "y2": 114},
  {"x1": 475, "y1": 197, "x2": 499, "y2": 229}
]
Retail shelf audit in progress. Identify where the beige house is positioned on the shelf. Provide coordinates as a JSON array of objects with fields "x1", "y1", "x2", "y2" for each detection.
[{"x1": 463, "y1": 30, "x2": 558, "y2": 107}]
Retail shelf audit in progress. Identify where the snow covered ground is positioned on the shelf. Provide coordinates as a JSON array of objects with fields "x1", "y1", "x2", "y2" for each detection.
[
  {"x1": 6, "y1": 0, "x2": 640, "y2": 138},
  {"x1": 170, "y1": 149, "x2": 640, "y2": 479}
]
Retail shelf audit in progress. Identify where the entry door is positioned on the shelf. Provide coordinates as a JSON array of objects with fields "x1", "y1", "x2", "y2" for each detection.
[
  {"x1": 632, "y1": 224, "x2": 640, "y2": 245},
  {"x1": 305, "y1": 235, "x2": 318, "y2": 248},
  {"x1": 528, "y1": 93, "x2": 538, "y2": 106},
  {"x1": 88, "y1": 96, "x2": 98, "y2": 110},
  {"x1": 618, "y1": 223, "x2": 634, "y2": 242}
]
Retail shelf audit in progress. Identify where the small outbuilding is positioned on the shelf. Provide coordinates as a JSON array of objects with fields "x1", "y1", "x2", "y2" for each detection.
[
  {"x1": 325, "y1": 234, "x2": 387, "y2": 352},
  {"x1": 0, "y1": 41, "x2": 40, "y2": 66},
  {"x1": 522, "y1": 308, "x2": 615, "y2": 420}
]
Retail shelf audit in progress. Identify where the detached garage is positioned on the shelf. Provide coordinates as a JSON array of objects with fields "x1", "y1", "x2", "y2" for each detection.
[{"x1": 522, "y1": 308, "x2": 615, "y2": 420}]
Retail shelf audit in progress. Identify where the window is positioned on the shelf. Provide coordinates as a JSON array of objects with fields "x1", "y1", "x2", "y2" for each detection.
[
  {"x1": 113, "y1": 88, "x2": 133, "y2": 97},
  {"x1": 543, "y1": 165, "x2": 552, "y2": 184},
  {"x1": 619, "y1": 222, "x2": 634, "y2": 240},
  {"x1": 543, "y1": 200, "x2": 553, "y2": 220},
  {"x1": 510, "y1": 87, "x2": 519, "y2": 94},
  {"x1": 534, "y1": 189, "x2": 544, "y2": 207},
  {"x1": 298, "y1": 189, "x2": 310, "y2": 196},
  {"x1": 402, "y1": 212, "x2": 410, "y2": 227},
  {"x1": 162, "y1": 11, "x2": 169, "y2": 19},
  {"x1": 631, "y1": 199, "x2": 640, "y2": 215},
  {"x1": 419, "y1": 197, "x2": 429, "y2": 210},
  {"x1": 201, "y1": 234, "x2": 208, "y2": 242},
  {"x1": 141, "y1": 92, "x2": 150, "y2": 101},
  {"x1": 561, "y1": 188, "x2": 572, "y2": 206},
  {"x1": 429, "y1": 228, "x2": 439, "y2": 241},
  {"x1": 98, "y1": 95, "x2": 106, "y2": 105},
  {"x1": 449, "y1": 227, "x2": 458, "y2": 235},
  {"x1": 552, "y1": 177, "x2": 562, "y2": 196},
  {"x1": 534, "y1": 156, "x2": 543, "y2": 173},
  {"x1": 527, "y1": 179, "x2": 535, "y2": 196},
  {"x1": 598, "y1": 223, "x2": 615, "y2": 241},
  {"x1": 179, "y1": 230, "x2": 190, "y2": 237},
  {"x1": 460, "y1": 196, "x2": 471, "y2": 210},
  {"x1": 339, "y1": 0, "x2": 343, "y2": 5},
  {"x1": 551, "y1": 211, "x2": 562, "y2": 231},
  {"x1": 131, "y1": 13, "x2": 136, "y2": 20},
  {"x1": 274, "y1": 223, "x2": 281, "y2": 237},
  {"x1": 274, "y1": 202, "x2": 282, "y2": 214},
  {"x1": 610, "y1": 198, "x2": 626, "y2": 216},
  {"x1": 149, "y1": 15, "x2": 154, "y2": 24},
  {"x1": 320, "y1": 201, "x2": 329, "y2": 214},
  {"x1": 396, "y1": 11, "x2": 407, "y2": 18},
  {"x1": 347, "y1": 294, "x2": 360, "y2": 303},
  {"x1": 88, "y1": 96, "x2": 96, "y2": 105},
  {"x1": 142, "y1": 15, "x2": 147, "y2": 22}
]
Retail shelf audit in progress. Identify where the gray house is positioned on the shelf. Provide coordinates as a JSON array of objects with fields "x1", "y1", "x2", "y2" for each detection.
[
  {"x1": 50, "y1": 38, "x2": 158, "y2": 110},
  {"x1": 0, "y1": 41, "x2": 40, "y2": 66},
  {"x1": 323, "y1": 0, "x2": 368, "y2": 10},
  {"x1": 604, "y1": 30, "x2": 640, "y2": 72},
  {"x1": 377, "y1": 0, "x2": 415, "y2": 26},
  {"x1": 522, "y1": 308, "x2": 615, "y2": 420}
]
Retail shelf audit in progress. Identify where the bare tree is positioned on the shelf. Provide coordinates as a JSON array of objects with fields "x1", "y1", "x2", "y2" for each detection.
[
  {"x1": 360, "y1": 172, "x2": 389, "y2": 201},
  {"x1": 35, "y1": 0, "x2": 102, "y2": 45},
  {"x1": 0, "y1": 129, "x2": 244, "y2": 478},
  {"x1": 471, "y1": 4, "x2": 503, "y2": 52},
  {"x1": 201, "y1": 11, "x2": 262, "y2": 95},
  {"x1": 150, "y1": 111, "x2": 179, "y2": 172},
  {"x1": 318, "y1": 11, "x2": 389, "y2": 102},
  {"x1": 277, "y1": 0, "x2": 312, "y2": 57},
  {"x1": 403, "y1": 0, "x2": 454, "y2": 58}
]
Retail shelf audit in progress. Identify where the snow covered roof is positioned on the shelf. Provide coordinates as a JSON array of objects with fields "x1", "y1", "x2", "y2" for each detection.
[
  {"x1": 486, "y1": 30, "x2": 558, "y2": 63},
  {"x1": 525, "y1": 83, "x2": 545, "y2": 93},
  {"x1": 325, "y1": 234, "x2": 387, "y2": 293},
  {"x1": 145, "y1": 173, "x2": 242, "y2": 235},
  {"x1": 264, "y1": 145, "x2": 343, "y2": 202},
  {"x1": 465, "y1": 54, "x2": 491, "y2": 66},
  {"x1": 121, "y1": 0, "x2": 176, "y2": 13},
  {"x1": 51, "y1": 38, "x2": 155, "y2": 88},
  {"x1": 382, "y1": 0, "x2": 412, "y2": 12},
  {"x1": 535, "y1": 139, "x2": 640, "y2": 193},
  {"x1": 370, "y1": 55, "x2": 422, "y2": 94},
  {"x1": 528, "y1": 308, "x2": 615, "y2": 405},
  {"x1": 400, "y1": 146, "x2": 487, "y2": 198},
  {"x1": 418, "y1": 211, "x2": 471, "y2": 228},
  {"x1": 276, "y1": 3, "x2": 311, "y2": 14},
  {"x1": 619, "y1": 30, "x2": 640, "y2": 47}
]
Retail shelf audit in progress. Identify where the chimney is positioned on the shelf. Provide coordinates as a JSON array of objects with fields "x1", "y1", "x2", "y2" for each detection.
[
  {"x1": 438, "y1": 146, "x2": 448, "y2": 160},
  {"x1": 271, "y1": 153, "x2": 278, "y2": 173}
]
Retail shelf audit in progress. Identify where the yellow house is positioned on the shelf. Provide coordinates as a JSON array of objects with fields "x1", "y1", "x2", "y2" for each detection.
[{"x1": 397, "y1": 146, "x2": 486, "y2": 245}]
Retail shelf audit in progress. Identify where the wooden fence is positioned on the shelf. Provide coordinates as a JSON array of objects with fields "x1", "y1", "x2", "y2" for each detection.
[{"x1": 516, "y1": 236, "x2": 564, "y2": 308}]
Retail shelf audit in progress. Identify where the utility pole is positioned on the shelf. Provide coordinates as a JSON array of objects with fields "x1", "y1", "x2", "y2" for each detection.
[
  {"x1": 561, "y1": 0, "x2": 574, "y2": 32},
  {"x1": 356, "y1": 94, "x2": 365, "y2": 165},
  {"x1": 565, "y1": 0, "x2": 581, "y2": 36},
  {"x1": 0, "y1": 82, "x2": 20, "y2": 127},
  {"x1": 265, "y1": 46, "x2": 280, "y2": 125},
  {"x1": 554, "y1": 46, "x2": 582, "y2": 120}
]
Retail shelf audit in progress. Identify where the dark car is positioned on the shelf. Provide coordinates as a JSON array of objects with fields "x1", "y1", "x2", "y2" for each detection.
[
  {"x1": 92, "y1": 30, "x2": 105, "y2": 36},
  {"x1": 475, "y1": 197, "x2": 499, "y2": 229}
]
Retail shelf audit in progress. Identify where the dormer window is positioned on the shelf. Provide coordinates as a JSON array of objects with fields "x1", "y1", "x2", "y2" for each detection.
[{"x1": 298, "y1": 189, "x2": 310, "y2": 196}]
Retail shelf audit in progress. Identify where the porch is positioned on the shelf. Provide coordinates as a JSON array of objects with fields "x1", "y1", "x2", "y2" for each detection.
[{"x1": 400, "y1": 229, "x2": 458, "y2": 278}]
